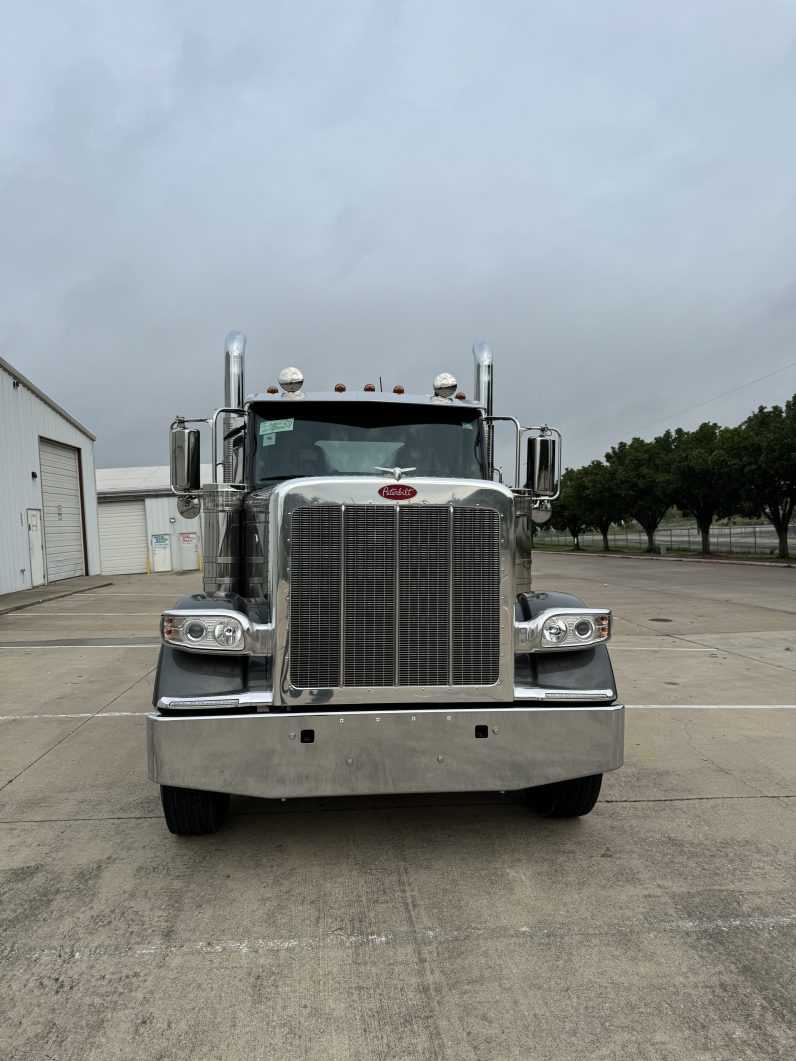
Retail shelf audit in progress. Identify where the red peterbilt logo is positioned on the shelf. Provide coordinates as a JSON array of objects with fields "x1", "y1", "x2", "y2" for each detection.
[{"x1": 378, "y1": 484, "x2": 417, "y2": 500}]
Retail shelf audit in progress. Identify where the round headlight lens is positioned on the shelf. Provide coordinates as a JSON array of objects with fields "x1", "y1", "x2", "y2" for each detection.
[
  {"x1": 184, "y1": 620, "x2": 207, "y2": 642},
  {"x1": 542, "y1": 617, "x2": 568, "y2": 644},
  {"x1": 573, "y1": 618, "x2": 595, "y2": 641},
  {"x1": 213, "y1": 619, "x2": 244, "y2": 649}
]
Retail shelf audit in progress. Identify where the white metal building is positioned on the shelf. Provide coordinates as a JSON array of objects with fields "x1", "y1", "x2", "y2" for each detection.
[
  {"x1": 96, "y1": 466, "x2": 211, "y2": 576},
  {"x1": 0, "y1": 357, "x2": 101, "y2": 595}
]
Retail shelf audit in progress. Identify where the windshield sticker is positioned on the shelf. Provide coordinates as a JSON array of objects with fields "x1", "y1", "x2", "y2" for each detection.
[
  {"x1": 462, "y1": 422, "x2": 473, "y2": 430},
  {"x1": 261, "y1": 433, "x2": 276, "y2": 447},
  {"x1": 260, "y1": 418, "x2": 294, "y2": 435}
]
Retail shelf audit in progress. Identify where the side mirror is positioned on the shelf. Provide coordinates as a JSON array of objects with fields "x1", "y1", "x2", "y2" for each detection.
[
  {"x1": 171, "y1": 426, "x2": 201, "y2": 494},
  {"x1": 526, "y1": 435, "x2": 558, "y2": 497}
]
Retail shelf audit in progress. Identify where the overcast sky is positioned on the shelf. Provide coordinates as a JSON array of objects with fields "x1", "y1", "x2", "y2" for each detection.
[{"x1": 2, "y1": 0, "x2": 796, "y2": 471}]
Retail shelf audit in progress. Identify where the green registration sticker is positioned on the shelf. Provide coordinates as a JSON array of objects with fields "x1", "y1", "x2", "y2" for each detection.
[{"x1": 260, "y1": 418, "x2": 294, "y2": 435}]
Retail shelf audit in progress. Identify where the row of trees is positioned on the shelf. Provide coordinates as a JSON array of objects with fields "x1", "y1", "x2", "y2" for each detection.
[{"x1": 548, "y1": 395, "x2": 796, "y2": 559}]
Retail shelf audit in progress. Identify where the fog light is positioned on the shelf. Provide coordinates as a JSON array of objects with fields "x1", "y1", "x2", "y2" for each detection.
[
  {"x1": 542, "y1": 617, "x2": 568, "y2": 644},
  {"x1": 213, "y1": 619, "x2": 243, "y2": 648}
]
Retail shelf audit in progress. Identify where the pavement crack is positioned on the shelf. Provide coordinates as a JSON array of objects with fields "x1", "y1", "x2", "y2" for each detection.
[
  {"x1": 0, "y1": 666, "x2": 156, "y2": 795},
  {"x1": 681, "y1": 717, "x2": 769, "y2": 797}
]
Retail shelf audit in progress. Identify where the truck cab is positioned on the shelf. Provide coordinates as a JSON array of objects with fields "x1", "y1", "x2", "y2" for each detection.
[{"x1": 149, "y1": 335, "x2": 623, "y2": 834}]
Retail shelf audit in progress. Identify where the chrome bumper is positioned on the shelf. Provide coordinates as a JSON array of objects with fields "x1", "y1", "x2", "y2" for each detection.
[{"x1": 147, "y1": 704, "x2": 624, "y2": 799}]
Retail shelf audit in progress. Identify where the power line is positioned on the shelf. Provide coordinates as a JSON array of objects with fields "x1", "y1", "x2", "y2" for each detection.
[{"x1": 570, "y1": 358, "x2": 796, "y2": 458}]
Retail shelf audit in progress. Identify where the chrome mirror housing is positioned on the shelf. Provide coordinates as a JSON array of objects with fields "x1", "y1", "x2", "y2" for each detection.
[
  {"x1": 526, "y1": 434, "x2": 559, "y2": 498},
  {"x1": 170, "y1": 424, "x2": 201, "y2": 494}
]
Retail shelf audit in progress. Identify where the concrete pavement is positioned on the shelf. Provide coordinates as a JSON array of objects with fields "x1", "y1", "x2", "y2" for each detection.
[{"x1": 0, "y1": 561, "x2": 794, "y2": 1060}]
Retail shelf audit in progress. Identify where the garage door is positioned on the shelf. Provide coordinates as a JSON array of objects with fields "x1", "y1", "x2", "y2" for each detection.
[
  {"x1": 98, "y1": 501, "x2": 149, "y2": 574},
  {"x1": 39, "y1": 439, "x2": 85, "y2": 582}
]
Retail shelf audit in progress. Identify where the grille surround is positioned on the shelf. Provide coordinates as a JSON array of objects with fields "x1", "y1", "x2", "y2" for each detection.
[{"x1": 289, "y1": 503, "x2": 501, "y2": 689}]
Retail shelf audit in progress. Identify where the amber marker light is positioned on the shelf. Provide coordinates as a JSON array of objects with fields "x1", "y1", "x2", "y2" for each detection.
[
  {"x1": 334, "y1": 383, "x2": 346, "y2": 393},
  {"x1": 393, "y1": 385, "x2": 405, "y2": 394},
  {"x1": 364, "y1": 383, "x2": 376, "y2": 392},
  {"x1": 455, "y1": 392, "x2": 466, "y2": 400},
  {"x1": 266, "y1": 386, "x2": 279, "y2": 394}
]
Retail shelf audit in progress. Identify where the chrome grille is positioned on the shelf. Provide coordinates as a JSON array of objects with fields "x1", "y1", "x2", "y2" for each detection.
[
  {"x1": 398, "y1": 506, "x2": 450, "y2": 685},
  {"x1": 452, "y1": 508, "x2": 501, "y2": 684},
  {"x1": 289, "y1": 507, "x2": 342, "y2": 688},
  {"x1": 290, "y1": 504, "x2": 500, "y2": 688},
  {"x1": 344, "y1": 507, "x2": 396, "y2": 686}
]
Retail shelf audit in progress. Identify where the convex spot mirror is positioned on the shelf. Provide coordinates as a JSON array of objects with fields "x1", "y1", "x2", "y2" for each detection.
[
  {"x1": 171, "y1": 427, "x2": 201, "y2": 494},
  {"x1": 526, "y1": 435, "x2": 558, "y2": 497}
]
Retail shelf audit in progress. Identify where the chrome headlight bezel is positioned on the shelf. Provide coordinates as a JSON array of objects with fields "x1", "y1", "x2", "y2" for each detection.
[
  {"x1": 161, "y1": 609, "x2": 273, "y2": 655},
  {"x1": 515, "y1": 607, "x2": 612, "y2": 653}
]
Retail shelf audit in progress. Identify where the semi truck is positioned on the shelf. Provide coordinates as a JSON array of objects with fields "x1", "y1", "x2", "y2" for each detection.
[{"x1": 148, "y1": 333, "x2": 623, "y2": 834}]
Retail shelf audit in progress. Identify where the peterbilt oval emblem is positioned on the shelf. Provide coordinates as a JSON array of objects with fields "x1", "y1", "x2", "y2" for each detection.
[{"x1": 378, "y1": 485, "x2": 417, "y2": 500}]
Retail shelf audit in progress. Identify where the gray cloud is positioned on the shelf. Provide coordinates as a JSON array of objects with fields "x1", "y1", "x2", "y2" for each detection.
[{"x1": 2, "y1": 0, "x2": 796, "y2": 470}]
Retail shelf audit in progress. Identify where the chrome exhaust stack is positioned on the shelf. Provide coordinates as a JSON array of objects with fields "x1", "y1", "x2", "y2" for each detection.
[
  {"x1": 223, "y1": 331, "x2": 246, "y2": 483},
  {"x1": 473, "y1": 341, "x2": 494, "y2": 473}
]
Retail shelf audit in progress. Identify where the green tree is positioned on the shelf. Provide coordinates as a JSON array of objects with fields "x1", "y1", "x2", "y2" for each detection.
[
  {"x1": 550, "y1": 467, "x2": 592, "y2": 549},
  {"x1": 724, "y1": 397, "x2": 796, "y2": 559},
  {"x1": 671, "y1": 423, "x2": 740, "y2": 554},
  {"x1": 605, "y1": 433, "x2": 676, "y2": 552},
  {"x1": 578, "y1": 460, "x2": 626, "y2": 551}
]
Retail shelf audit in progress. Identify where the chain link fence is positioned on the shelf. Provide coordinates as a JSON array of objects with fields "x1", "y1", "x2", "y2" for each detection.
[{"x1": 536, "y1": 522, "x2": 795, "y2": 556}]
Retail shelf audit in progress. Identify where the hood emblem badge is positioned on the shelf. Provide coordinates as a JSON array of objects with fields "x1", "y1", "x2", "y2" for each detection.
[{"x1": 378, "y1": 484, "x2": 417, "y2": 500}]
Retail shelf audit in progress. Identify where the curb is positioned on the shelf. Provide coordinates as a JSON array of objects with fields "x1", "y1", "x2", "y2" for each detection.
[{"x1": 0, "y1": 581, "x2": 114, "y2": 616}]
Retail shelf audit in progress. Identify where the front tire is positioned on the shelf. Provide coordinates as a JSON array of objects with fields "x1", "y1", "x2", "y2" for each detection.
[
  {"x1": 160, "y1": 785, "x2": 230, "y2": 835},
  {"x1": 527, "y1": 773, "x2": 603, "y2": 818}
]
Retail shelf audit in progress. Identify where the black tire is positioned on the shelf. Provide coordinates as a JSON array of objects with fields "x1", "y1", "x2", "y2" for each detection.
[
  {"x1": 527, "y1": 773, "x2": 603, "y2": 818},
  {"x1": 160, "y1": 785, "x2": 230, "y2": 835}
]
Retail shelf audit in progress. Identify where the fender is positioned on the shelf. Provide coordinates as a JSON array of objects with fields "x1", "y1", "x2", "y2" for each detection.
[
  {"x1": 152, "y1": 594, "x2": 247, "y2": 708},
  {"x1": 517, "y1": 591, "x2": 618, "y2": 702}
]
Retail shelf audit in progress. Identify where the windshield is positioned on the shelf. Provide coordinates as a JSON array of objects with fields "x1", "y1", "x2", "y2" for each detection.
[{"x1": 250, "y1": 402, "x2": 485, "y2": 485}]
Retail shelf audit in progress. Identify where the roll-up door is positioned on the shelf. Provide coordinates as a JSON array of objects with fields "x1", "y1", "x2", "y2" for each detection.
[
  {"x1": 98, "y1": 501, "x2": 148, "y2": 574},
  {"x1": 39, "y1": 439, "x2": 85, "y2": 582}
]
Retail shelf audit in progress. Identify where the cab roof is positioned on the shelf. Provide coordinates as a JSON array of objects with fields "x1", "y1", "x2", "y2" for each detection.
[{"x1": 246, "y1": 390, "x2": 483, "y2": 409}]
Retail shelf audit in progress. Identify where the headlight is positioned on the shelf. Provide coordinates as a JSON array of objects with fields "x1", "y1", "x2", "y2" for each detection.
[
  {"x1": 542, "y1": 617, "x2": 569, "y2": 644},
  {"x1": 162, "y1": 612, "x2": 248, "y2": 653},
  {"x1": 213, "y1": 619, "x2": 243, "y2": 648},
  {"x1": 515, "y1": 608, "x2": 612, "y2": 652}
]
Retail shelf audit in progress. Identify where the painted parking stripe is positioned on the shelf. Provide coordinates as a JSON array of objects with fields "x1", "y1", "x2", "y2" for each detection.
[
  {"x1": 1, "y1": 705, "x2": 795, "y2": 722},
  {"x1": 626, "y1": 704, "x2": 796, "y2": 709},
  {"x1": 0, "y1": 711, "x2": 151, "y2": 721}
]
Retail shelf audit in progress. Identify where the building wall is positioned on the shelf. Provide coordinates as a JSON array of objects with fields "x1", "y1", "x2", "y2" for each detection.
[
  {"x1": 144, "y1": 497, "x2": 204, "y2": 574},
  {"x1": 0, "y1": 363, "x2": 100, "y2": 594}
]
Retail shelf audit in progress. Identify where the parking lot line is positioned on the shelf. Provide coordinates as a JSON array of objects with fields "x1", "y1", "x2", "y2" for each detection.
[{"x1": 1, "y1": 705, "x2": 794, "y2": 723}]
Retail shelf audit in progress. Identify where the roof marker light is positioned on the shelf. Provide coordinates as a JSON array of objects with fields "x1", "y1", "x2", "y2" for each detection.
[
  {"x1": 393, "y1": 385, "x2": 405, "y2": 394},
  {"x1": 364, "y1": 383, "x2": 376, "y2": 392},
  {"x1": 455, "y1": 391, "x2": 466, "y2": 401},
  {"x1": 334, "y1": 383, "x2": 346, "y2": 393},
  {"x1": 267, "y1": 386, "x2": 279, "y2": 394}
]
